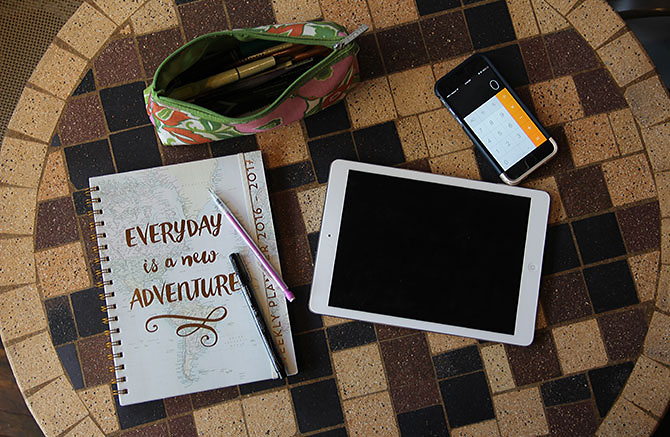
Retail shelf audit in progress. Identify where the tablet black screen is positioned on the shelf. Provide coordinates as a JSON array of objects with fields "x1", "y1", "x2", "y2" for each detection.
[{"x1": 328, "y1": 170, "x2": 531, "y2": 335}]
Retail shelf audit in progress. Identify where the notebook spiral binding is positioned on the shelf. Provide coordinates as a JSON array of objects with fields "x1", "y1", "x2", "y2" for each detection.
[{"x1": 85, "y1": 186, "x2": 128, "y2": 397}]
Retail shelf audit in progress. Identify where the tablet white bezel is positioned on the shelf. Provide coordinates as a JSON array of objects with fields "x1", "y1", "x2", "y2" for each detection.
[{"x1": 309, "y1": 160, "x2": 550, "y2": 346}]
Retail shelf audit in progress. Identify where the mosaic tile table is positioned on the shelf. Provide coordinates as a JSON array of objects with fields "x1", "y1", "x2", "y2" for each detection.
[{"x1": 1, "y1": 0, "x2": 669, "y2": 435}]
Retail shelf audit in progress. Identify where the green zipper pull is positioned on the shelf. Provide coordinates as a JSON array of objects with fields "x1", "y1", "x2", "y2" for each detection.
[{"x1": 333, "y1": 24, "x2": 369, "y2": 50}]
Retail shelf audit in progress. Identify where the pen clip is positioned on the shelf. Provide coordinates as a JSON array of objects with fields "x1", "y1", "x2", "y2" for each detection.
[{"x1": 229, "y1": 253, "x2": 251, "y2": 286}]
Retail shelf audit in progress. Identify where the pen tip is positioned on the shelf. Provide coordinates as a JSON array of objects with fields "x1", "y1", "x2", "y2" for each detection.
[{"x1": 285, "y1": 290, "x2": 296, "y2": 302}]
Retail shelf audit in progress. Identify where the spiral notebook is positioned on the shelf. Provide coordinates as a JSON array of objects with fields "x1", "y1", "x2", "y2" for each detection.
[{"x1": 89, "y1": 151, "x2": 297, "y2": 406}]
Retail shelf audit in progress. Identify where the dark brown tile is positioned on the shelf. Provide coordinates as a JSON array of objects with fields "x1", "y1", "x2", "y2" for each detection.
[
  {"x1": 541, "y1": 271, "x2": 593, "y2": 325},
  {"x1": 277, "y1": 235, "x2": 314, "y2": 287},
  {"x1": 357, "y1": 34, "x2": 385, "y2": 81},
  {"x1": 122, "y1": 422, "x2": 168, "y2": 437},
  {"x1": 168, "y1": 414, "x2": 197, "y2": 437},
  {"x1": 137, "y1": 29, "x2": 184, "y2": 77},
  {"x1": 398, "y1": 158, "x2": 431, "y2": 172},
  {"x1": 190, "y1": 386, "x2": 239, "y2": 409},
  {"x1": 375, "y1": 324, "x2": 417, "y2": 341},
  {"x1": 544, "y1": 29, "x2": 598, "y2": 77},
  {"x1": 519, "y1": 36, "x2": 552, "y2": 83},
  {"x1": 35, "y1": 197, "x2": 79, "y2": 250},
  {"x1": 78, "y1": 334, "x2": 113, "y2": 387},
  {"x1": 529, "y1": 125, "x2": 574, "y2": 180},
  {"x1": 380, "y1": 334, "x2": 441, "y2": 413},
  {"x1": 225, "y1": 0, "x2": 274, "y2": 28},
  {"x1": 598, "y1": 308, "x2": 648, "y2": 361},
  {"x1": 377, "y1": 23, "x2": 429, "y2": 74},
  {"x1": 78, "y1": 214, "x2": 98, "y2": 267},
  {"x1": 94, "y1": 38, "x2": 143, "y2": 88},
  {"x1": 515, "y1": 85, "x2": 536, "y2": 114},
  {"x1": 163, "y1": 395, "x2": 192, "y2": 416},
  {"x1": 616, "y1": 201, "x2": 661, "y2": 253},
  {"x1": 506, "y1": 330, "x2": 562, "y2": 386},
  {"x1": 555, "y1": 165, "x2": 612, "y2": 218},
  {"x1": 160, "y1": 143, "x2": 211, "y2": 165},
  {"x1": 420, "y1": 11, "x2": 472, "y2": 62},
  {"x1": 58, "y1": 94, "x2": 107, "y2": 146},
  {"x1": 179, "y1": 0, "x2": 229, "y2": 41},
  {"x1": 574, "y1": 69, "x2": 627, "y2": 116},
  {"x1": 546, "y1": 400, "x2": 598, "y2": 437},
  {"x1": 270, "y1": 190, "x2": 306, "y2": 242}
]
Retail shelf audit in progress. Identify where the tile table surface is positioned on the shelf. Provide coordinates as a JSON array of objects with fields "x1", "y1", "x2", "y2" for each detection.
[{"x1": 0, "y1": 0, "x2": 669, "y2": 435}]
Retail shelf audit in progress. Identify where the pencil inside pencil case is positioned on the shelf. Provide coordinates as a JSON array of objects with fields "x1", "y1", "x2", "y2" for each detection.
[{"x1": 144, "y1": 22, "x2": 365, "y2": 146}]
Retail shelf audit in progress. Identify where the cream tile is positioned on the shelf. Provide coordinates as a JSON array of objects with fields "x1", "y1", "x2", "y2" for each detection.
[
  {"x1": 419, "y1": 108, "x2": 472, "y2": 157},
  {"x1": 28, "y1": 376, "x2": 88, "y2": 437},
  {"x1": 623, "y1": 355, "x2": 670, "y2": 416},
  {"x1": 452, "y1": 420, "x2": 501, "y2": 437},
  {"x1": 481, "y1": 344, "x2": 515, "y2": 393},
  {"x1": 644, "y1": 311, "x2": 670, "y2": 365},
  {"x1": 596, "y1": 398, "x2": 656, "y2": 437},
  {"x1": 38, "y1": 150, "x2": 70, "y2": 201},
  {"x1": 0, "y1": 186, "x2": 37, "y2": 234},
  {"x1": 531, "y1": 0, "x2": 569, "y2": 34},
  {"x1": 508, "y1": 0, "x2": 540, "y2": 39},
  {"x1": 343, "y1": 391, "x2": 399, "y2": 436},
  {"x1": 257, "y1": 123, "x2": 308, "y2": 168},
  {"x1": 272, "y1": 0, "x2": 321, "y2": 22},
  {"x1": 131, "y1": 0, "x2": 179, "y2": 35},
  {"x1": 389, "y1": 66, "x2": 440, "y2": 117},
  {"x1": 546, "y1": 0, "x2": 578, "y2": 14},
  {"x1": 368, "y1": 0, "x2": 418, "y2": 29},
  {"x1": 656, "y1": 171, "x2": 670, "y2": 218},
  {"x1": 91, "y1": 0, "x2": 145, "y2": 25},
  {"x1": 296, "y1": 185, "x2": 326, "y2": 233},
  {"x1": 79, "y1": 384, "x2": 119, "y2": 434},
  {"x1": 346, "y1": 77, "x2": 397, "y2": 128},
  {"x1": 553, "y1": 319, "x2": 608, "y2": 373},
  {"x1": 493, "y1": 387, "x2": 548, "y2": 437},
  {"x1": 663, "y1": 218, "x2": 670, "y2": 265},
  {"x1": 628, "y1": 251, "x2": 659, "y2": 302},
  {"x1": 432, "y1": 55, "x2": 468, "y2": 81},
  {"x1": 333, "y1": 343, "x2": 387, "y2": 399},
  {"x1": 321, "y1": 0, "x2": 374, "y2": 32},
  {"x1": 657, "y1": 264, "x2": 670, "y2": 312},
  {"x1": 564, "y1": 114, "x2": 618, "y2": 166},
  {"x1": 608, "y1": 108, "x2": 642, "y2": 154},
  {"x1": 0, "y1": 137, "x2": 48, "y2": 188},
  {"x1": 567, "y1": 0, "x2": 625, "y2": 48},
  {"x1": 322, "y1": 315, "x2": 351, "y2": 326},
  {"x1": 7, "y1": 87, "x2": 64, "y2": 143},
  {"x1": 57, "y1": 2, "x2": 117, "y2": 59},
  {"x1": 429, "y1": 149, "x2": 480, "y2": 180},
  {"x1": 65, "y1": 416, "x2": 104, "y2": 437},
  {"x1": 602, "y1": 153, "x2": 656, "y2": 206},
  {"x1": 6, "y1": 331, "x2": 62, "y2": 392},
  {"x1": 242, "y1": 389, "x2": 296, "y2": 437},
  {"x1": 0, "y1": 237, "x2": 36, "y2": 286},
  {"x1": 194, "y1": 399, "x2": 246, "y2": 436},
  {"x1": 396, "y1": 116, "x2": 428, "y2": 161},
  {"x1": 0, "y1": 284, "x2": 48, "y2": 342},
  {"x1": 598, "y1": 32, "x2": 654, "y2": 87},
  {"x1": 641, "y1": 122, "x2": 670, "y2": 171},
  {"x1": 529, "y1": 76, "x2": 583, "y2": 126},
  {"x1": 426, "y1": 332, "x2": 477, "y2": 355},
  {"x1": 625, "y1": 77, "x2": 670, "y2": 128},
  {"x1": 36, "y1": 242, "x2": 91, "y2": 298},
  {"x1": 522, "y1": 176, "x2": 566, "y2": 223},
  {"x1": 29, "y1": 44, "x2": 87, "y2": 100}
]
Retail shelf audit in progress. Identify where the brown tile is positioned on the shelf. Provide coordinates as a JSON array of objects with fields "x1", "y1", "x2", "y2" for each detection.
[
  {"x1": 529, "y1": 76, "x2": 584, "y2": 126},
  {"x1": 574, "y1": 69, "x2": 627, "y2": 116},
  {"x1": 164, "y1": 394, "x2": 193, "y2": 416},
  {"x1": 78, "y1": 334, "x2": 113, "y2": 387},
  {"x1": 242, "y1": 389, "x2": 296, "y2": 437},
  {"x1": 608, "y1": 108, "x2": 642, "y2": 154},
  {"x1": 429, "y1": 149, "x2": 480, "y2": 180},
  {"x1": 529, "y1": 126, "x2": 575, "y2": 179},
  {"x1": 27, "y1": 376, "x2": 87, "y2": 436},
  {"x1": 0, "y1": 186, "x2": 36, "y2": 235},
  {"x1": 257, "y1": 123, "x2": 308, "y2": 168},
  {"x1": 480, "y1": 344, "x2": 515, "y2": 393},
  {"x1": 277, "y1": 235, "x2": 313, "y2": 287},
  {"x1": 377, "y1": 23, "x2": 429, "y2": 73},
  {"x1": 617, "y1": 201, "x2": 661, "y2": 253},
  {"x1": 567, "y1": 0, "x2": 625, "y2": 48},
  {"x1": 380, "y1": 334, "x2": 441, "y2": 413},
  {"x1": 564, "y1": 114, "x2": 618, "y2": 166},
  {"x1": 521, "y1": 176, "x2": 566, "y2": 223},
  {"x1": 555, "y1": 165, "x2": 612, "y2": 217},
  {"x1": 5, "y1": 331, "x2": 62, "y2": 391},
  {"x1": 130, "y1": 0, "x2": 179, "y2": 35},
  {"x1": 421, "y1": 11, "x2": 472, "y2": 62},
  {"x1": 388, "y1": 65, "x2": 440, "y2": 117},
  {"x1": 546, "y1": 400, "x2": 598, "y2": 437},
  {"x1": 271, "y1": 189, "x2": 307, "y2": 240},
  {"x1": 191, "y1": 386, "x2": 239, "y2": 409},
  {"x1": 79, "y1": 384, "x2": 119, "y2": 434},
  {"x1": 160, "y1": 143, "x2": 210, "y2": 165},
  {"x1": 56, "y1": 3, "x2": 116, "y2": 59},
  {"x1": 346, "y1": 77, "x2": 397, "y2": 128},
  {"x1": 396, "y1": 116, "x2": 428, "y2": 161},
  {"x1": 321, "y1": 0, "x2": 372, "y2": 31},
  {"x1": 193, "y1": 399, "x2": 245, "y2": 435},
  {"x1": 419, "y1": 109, "x2": 472, "y2": 157},
  {"x1": 58, "y1": 94, "x2": 107, "y2": 146},
  {"x1": 375, "y1": 324, "x2": 416, "y2": 341},
  {"x1": 625, "y1": 77, "x2": 670, "y2": 128},
  {"x1": 506, "y1": 330, "x2": 561, "y2": 386},
  {"x1": 544, "y1": 29, "x2": 598, "y2": 77},
  {"x1": 29, "y1": 44, "x2": 87, "y2": 100},
  {"x1": 659, "y1": 264, "x2": 670, "y2": 312},
  {"x1": 36, "y1": 242, "x2": 90, "y2": 298},
  {"x1": 628, "y1": 251, "x2": 659, "y2": 302},
  {"x1": 452, "y1": 420, "x2": 501, "y2": 437},
  {"x1": 94, "y1": 38, "x2": 143, "y2": 87},
  {"x1": 598, "y1": 32, "x2": 654, "y2": 87},
  {"x1": 0, "y1": 284, "x2": 48, "y2": 342},
  {"x1": 519, "y1": 36, "x2": 552, "y2": 83},
  {"x1": 493, "y1": 387, "x2": 548, "y2": 437},
  {"x1": 598, "y1": 308, "x2": 648, "y2": 361},
  {"x1": 398, "y1": 158, "x2": 431, "y2": 172},
  {"x1": 272, "y1": 0, "x2": 321, "y2": 22},
  {"x1": 137, "y1": 29, "x2": 184, "y2": 77},
  {"x1": 547, "y1": 0, "x2": 579, "y2": 14},
  {"x1": 0, "y1": 237, "x2": 36, "y2": 286},
  {"x1": 622, "y1": 355, "x2": 670, "y2": 417},
  {"x1": 660, "y1": 171, "x2": 670, "y2": 219},
  {"x1": 38, "y1": 150, "x2": 70, "y2": 201},
  {"x1": 343, "y1": 391, "x2": 399, "y2": 436},
  {"x1": 644, "y1": 311, "x2": 670, "y2": 365},
  {"x1": 226, "y1": 0, "x2": 275, "y2": 28},
  {"x1": 122, "y1": 422, "x2": 168, "y2": 437},
  {"x1": 664, "y1": 218, "x2": 670, "y2": 265},
  {"x1": 596, "y1": 398, "x2": 656, "y2": 436},
  {"x1": 602, "y1": 154, "x2": 656, "y2": 206},
  {"x1": 0, "y1": 136, "x2": 48, "y2": 188},
  {"x1": 642, "y1": 122, "x2": 670, "y2": 171},
  {"x1": 553, "y1": 319, "x2": 608, "y2": 373},
  {"x1": 357, "y1": 33, "x2": 385, "y2": 81},
  {"x1": 508, "y1": 0, "x2": 540, "y2": 39},
  {"x1": 540, "y1": 271, "x2": 593, "y2": 325},
  {"x1": 368, "y1": 0, "x2": 417, "y2": 28},
  {"x1": 168, "y1": 415, "x2": 197, "y2": 437},
  {"x1": 7, "y1": 87, "x2": 64, "y2": 143},
  {"x1": 35, "y1": 197, "x2": 79, "y2": 250},
  {"x1": 179, "y1": 0, "x2": 229, "y2": 41}
]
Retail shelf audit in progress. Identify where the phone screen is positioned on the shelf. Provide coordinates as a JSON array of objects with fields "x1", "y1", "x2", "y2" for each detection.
[{"x1": 444, "y1": 64, "x2": 547, "y2": 171}]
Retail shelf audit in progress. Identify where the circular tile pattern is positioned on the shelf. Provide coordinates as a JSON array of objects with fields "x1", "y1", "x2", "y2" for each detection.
[{"x1": 1, "y1": 0, "x2": 669, "y2": 435}]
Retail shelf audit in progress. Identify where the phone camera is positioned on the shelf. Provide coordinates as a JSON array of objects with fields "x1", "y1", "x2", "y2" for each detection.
[{"x1": 489, "y1": 80, "x2": 500, "y2": 90}]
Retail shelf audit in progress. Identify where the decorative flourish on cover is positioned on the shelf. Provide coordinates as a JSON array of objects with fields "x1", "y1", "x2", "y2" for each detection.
[{"x1": 145, "y1": 306, "x2": 228, "y2": 347}]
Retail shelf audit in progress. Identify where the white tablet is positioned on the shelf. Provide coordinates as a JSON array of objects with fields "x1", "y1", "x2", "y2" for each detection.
[{"x1": 309, "y1": 160, "x2": 550, "y2": 346}]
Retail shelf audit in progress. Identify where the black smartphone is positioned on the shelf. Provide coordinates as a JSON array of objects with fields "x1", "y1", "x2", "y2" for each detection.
[{"x1": 434, "y1": 54, "x2": 557, "y2": 185}]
